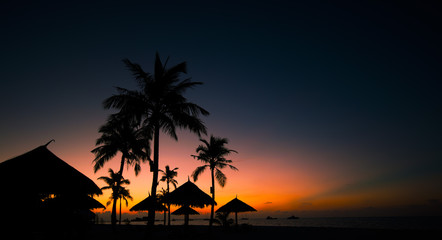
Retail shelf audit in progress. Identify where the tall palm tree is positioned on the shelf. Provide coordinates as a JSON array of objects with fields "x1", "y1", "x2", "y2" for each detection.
[
  {"x1": 159, "y1": 165, "x2": 178, "y2": 225},
  {"x1": 92, "y1": 115, "x2": 148, "y2": 227},
  {"x1": 191, "y1": 135, "x2": 238, "y2": 227},
  {"x1": 103, "y1": 52, "x2": 209, "y2": 226},
  {"x1": 98, "y1": 169, "x2": 131, "y2": 227}
]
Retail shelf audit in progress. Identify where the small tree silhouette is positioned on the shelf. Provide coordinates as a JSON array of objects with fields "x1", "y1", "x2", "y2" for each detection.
[
  {"x1": 192, "y1": 135, "x2": 238, "y2": 227},
  {"x1": 97, "y1": 169, "x2": 131, "y2": 227},
  {"x1": 159, "y1": 165, "x2": 178, "y2": 226}
]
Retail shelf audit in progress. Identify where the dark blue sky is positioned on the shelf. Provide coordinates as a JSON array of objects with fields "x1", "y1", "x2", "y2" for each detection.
[
  {"x1": 3, "y1": 1, "x2": 440, "y2": 147},
  {"x1": 1, "y1": 1, "x2": 441, "y2": 215}
]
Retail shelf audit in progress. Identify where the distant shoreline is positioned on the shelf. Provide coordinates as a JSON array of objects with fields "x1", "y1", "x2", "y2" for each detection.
[
  {"x1": 74, "y1": 224, "x2": 442, "y2": 240},
  {"x1": 95, "y1": 216, "x2": 442, "y2": 230}
]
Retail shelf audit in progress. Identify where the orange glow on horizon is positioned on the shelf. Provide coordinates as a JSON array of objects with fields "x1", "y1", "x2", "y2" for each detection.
[{"x1": 3, "y1": 133, "x2": 441, "y2": 218}]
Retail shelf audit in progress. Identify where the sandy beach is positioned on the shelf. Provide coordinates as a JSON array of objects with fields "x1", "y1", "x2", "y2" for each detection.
[{"x1": 27, "y1": 224, "x2": 442, "y2": 240}]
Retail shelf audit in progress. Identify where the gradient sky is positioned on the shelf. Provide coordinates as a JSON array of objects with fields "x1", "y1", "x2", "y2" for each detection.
[{"x1": 1, "y1": 1, "x2": 441, "y2": 217}]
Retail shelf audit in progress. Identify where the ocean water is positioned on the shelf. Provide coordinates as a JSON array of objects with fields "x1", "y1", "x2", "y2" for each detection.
[{"x1": 122, "y1": 216, "x2": 442, "y2": 230}]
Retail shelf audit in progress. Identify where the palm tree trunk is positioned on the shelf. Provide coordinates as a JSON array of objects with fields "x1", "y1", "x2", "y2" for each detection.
[
  {"x1": 112, "y1": 156, "x2": 126, "y2": 228},
  {"x1": 111, "y1": 196, "x2": 118, "y2": 228},
  {"x1": 119, "y1": 197, "x2": 122, "y2": 225},
  {"x1": 167, "y1": 203, "x2": 171, "y2": 226},
  {"x1": 147, "y1": 124, "x2": 160, "y2": 226},
  {"x1": 167, "y1": 182, "x2": 171, "y2": 226},
  {"x1": 118, "y1": 155, "x2": 125, "y2": 177},
  {"x1": 210, "y1": 168, "x2": 215, "y2": 227},
  {"x1": 163, "y1": 210, "x2": 166, "y2": 225}
]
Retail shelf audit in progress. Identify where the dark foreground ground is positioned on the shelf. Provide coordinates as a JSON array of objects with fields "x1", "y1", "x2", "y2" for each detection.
[{"x1": 26, "y1": 224, "x2": 442, "y2": 240}]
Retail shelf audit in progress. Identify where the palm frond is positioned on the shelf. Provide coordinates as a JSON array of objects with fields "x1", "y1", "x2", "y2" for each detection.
[
  {"x1": 215, "y1": 168, "x2": 227, "y2": 187},
  {"x1": 99, "y1": 186, "x2": 112, "y2": 191},
  {"x1": 133, "y1": 162, "x2": 141, "y2": 176},
  {"x1": 159, "y1": 114, "x2": 178, "y2": 140},
  {"x1": 173, "y1": 78, "x2": 203, "y2": 94},
  {"x1": 170, "y1": 179, "x2": 178, "y2": 189},
  {"x1": 154, "y1": 52, "x2": 165, "y2": 81},
  {"x1": 122, "y1": 58, "x2": 151, "y2": 85},
  {"x1": 192, "y1": 165, "x2": 208, "y2": 182},
  {"x1": 120, "y1": 178, "x2": 130, "y2": 185},
  {"x1": 166, "y1": 60, "x2": 187, "y2": 76},
  {"x1": 228, "y1": 164, "x2": 239, "y2": 171}
]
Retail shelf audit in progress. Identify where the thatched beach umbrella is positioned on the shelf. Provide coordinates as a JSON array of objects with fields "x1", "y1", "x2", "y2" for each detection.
[
  {"x1": 172, "y1": 205, "x2": 199, "y2": 224},
  {"x1": 216, "y1": 196, "x2": 257, "y2": 225},
  {"x1": 130, "y1": 195, "x2": 167, "y2": 212},
  {"x1": 164, "y1": 179, "x2": 215, "y2": 225},
  {"x1": 172, "y1": 205, "x2": 200, "y2": 215},
  {"x1": 165, "y1": 179, "x2": 215, "y2": 207}
]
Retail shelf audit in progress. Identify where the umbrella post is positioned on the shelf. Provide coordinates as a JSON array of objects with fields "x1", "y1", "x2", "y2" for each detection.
[
  {"x1": 184, "y1": 213, "x2": 189, "y2": 226},
  {"x1": 235, "y1": 211, "x2": 238, "y2": 226}
]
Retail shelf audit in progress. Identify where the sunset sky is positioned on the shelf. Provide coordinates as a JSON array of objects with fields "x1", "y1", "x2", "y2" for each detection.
[{"x1": 1, "y1": 1, "x2": 441, "y2": 218}]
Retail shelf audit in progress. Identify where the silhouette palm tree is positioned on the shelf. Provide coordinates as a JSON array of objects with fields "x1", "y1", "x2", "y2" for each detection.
[
  {"x1": 117, "y1": 187, "x2": 133, "y2": 225},
  {"x1": 159, "y1": 165, "x2": 178, "y2": 225},
  {"x1": 191, "y1": 135, "x2": 238, "y2": 227},
  {"x1": 213, "y1": 212, "x2": 233, "y2": 228},
  {"x1": 92, "y1": 115, "x2": 147, "y2": 227},
  {"x1": 103, "y1": 52, "x2": 209, "y2": 225},
  {"x1": 98, "y1": 169, "x2": 131, "y2": 227},
  {"x1": 158, "y1": 188, "x2": 168, "y2": 225},
  {"x1": 92, "y1": 115, "x2": 149, "y2": 176}
]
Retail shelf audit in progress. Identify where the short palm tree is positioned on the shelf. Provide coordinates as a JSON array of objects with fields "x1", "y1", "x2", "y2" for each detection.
[
  {"x1": 117, "y1": 187, "x2": 133, "y2": 225},
  {"x1": 191, "y1": 135, "x2": 238, "y2": 227},
  {"x1": 157, "y1": 188, "x2": 168, "y2": 225},
  {"x1": 214, "y1": 212, "x2": 233, "y2": 228},
  {"x1": 103, "y1": 53, "x2": 209, "y2": 225},
  {"x1": 98, "y1": 169, "x2": 131, "y2": 227},
  {"x1": 92, "y1": 115, "x2": 148, "y2": 227},
  {"x1": 159, "y1": 165, "x2": 178, "y2": 225}
]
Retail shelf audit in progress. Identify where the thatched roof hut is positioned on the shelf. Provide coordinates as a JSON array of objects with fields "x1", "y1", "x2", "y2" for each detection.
[
  {"x1": 43, "y1": 195, "x2": 105, "y2": 209},
  {"x1": 0, "y1": 142, "x2": 102, "y2": 196},
  {"x1": 0, "y1": 141, "x2": 104, "y2": 230}
]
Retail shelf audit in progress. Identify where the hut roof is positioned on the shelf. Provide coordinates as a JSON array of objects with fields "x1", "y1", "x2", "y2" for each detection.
[
  {"x1": 172, "y1": 205, "x2": 199, "y2": 215},
  {"x1": 0, "y1": 143, "x2": 102, "y2": 196},
  {"x1": 43, "y1": 195, "x2": 105, "y2": 209},
  {"x1": 130, "y1": 195, "x2": 167, "y2": 212},
  {"x1": 216, "y1": 197, "x2": 257, "y2": 213},
  {"x1": 164, "y1": 179, "x2": 215, "y2": 208}
]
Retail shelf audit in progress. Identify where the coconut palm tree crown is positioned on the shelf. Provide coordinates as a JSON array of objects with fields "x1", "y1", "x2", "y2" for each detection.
[
  {"x1": 92, "y1": 115, "x2": 149, "y2": 176},
  {"x1": 159, "y1": 165, "x2": 178, "y2": 190},
  {"x1": 191, "y1": 135, "x2": 238, "y2": 227},
  {"x1": 103, "y1": 52, "x2": 209, "y2": 226}
]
